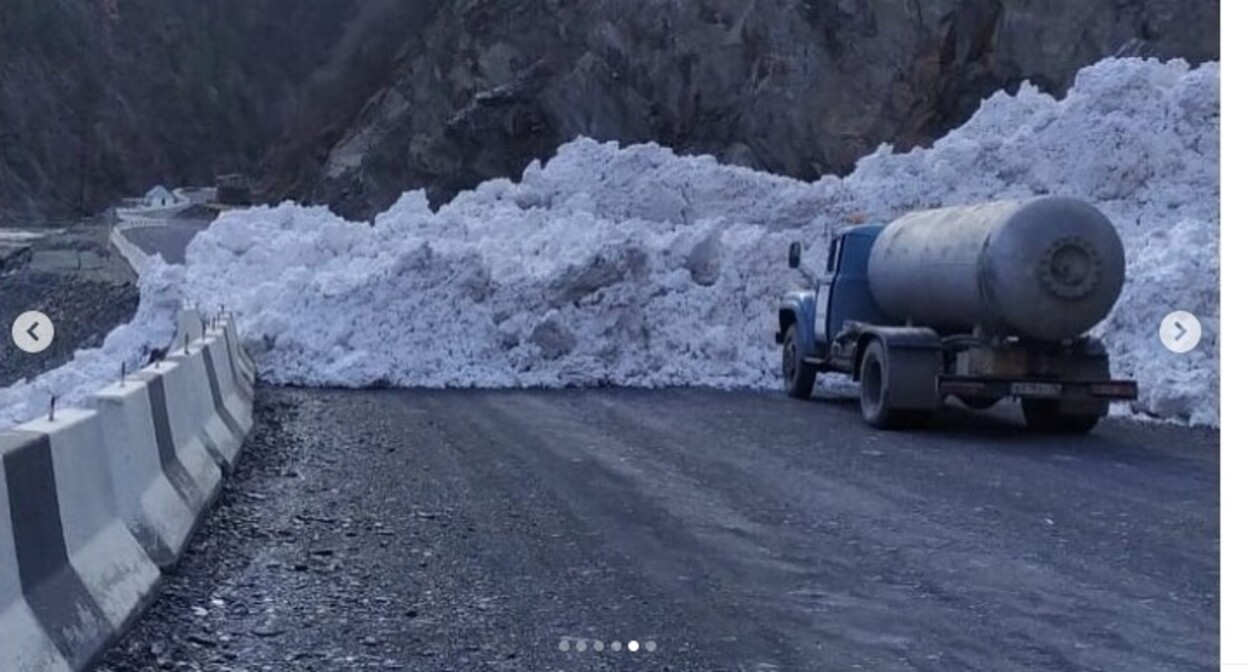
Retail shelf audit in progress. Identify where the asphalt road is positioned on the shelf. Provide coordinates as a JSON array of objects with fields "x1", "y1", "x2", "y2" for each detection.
[
  {"x1": 124, "y1": 222, "x2": 210, "y2": 264},
  {"x1": 100, "y1": 388, "x2": 1218, "y2": 671}
]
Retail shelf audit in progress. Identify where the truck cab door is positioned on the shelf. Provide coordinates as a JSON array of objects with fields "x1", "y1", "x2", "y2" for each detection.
[{"x1": 813, "y1": 237, "x2": 844, "y2": 345}]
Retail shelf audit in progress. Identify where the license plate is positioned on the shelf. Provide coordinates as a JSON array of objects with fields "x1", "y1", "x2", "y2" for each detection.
[{"x1": 1011, "y1": 382, "x2": 1062, "y2": 398}]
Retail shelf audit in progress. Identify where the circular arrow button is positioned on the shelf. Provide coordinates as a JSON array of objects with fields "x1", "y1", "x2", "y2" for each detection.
[
  {"x1": 12, "y1": 311, "x2": 54, "y2": 354},
  {"x1": 1159, "y1": 310, "x2": 1201, "y2": 354}
]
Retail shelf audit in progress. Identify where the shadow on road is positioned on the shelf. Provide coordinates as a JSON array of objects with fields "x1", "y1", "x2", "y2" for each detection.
[{"x1": 806, "y1": 389, "x2": 1215, "y2": 468}]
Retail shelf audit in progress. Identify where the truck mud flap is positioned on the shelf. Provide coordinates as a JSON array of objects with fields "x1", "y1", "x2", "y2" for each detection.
[{"x1": 883, "y1": 347, "x2": 944, "y2": 411}]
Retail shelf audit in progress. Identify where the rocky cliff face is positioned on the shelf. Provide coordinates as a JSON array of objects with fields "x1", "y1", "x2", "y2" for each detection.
[
  {"x1": 272, "y1": 0, "x2": 1218, "y2": 219},
  {"x1": 0, "y1": 0, "x2": 364, "y2": 224},
  {"x1": 0, "y1": 0, "x2": 1219, "y2": 225}
]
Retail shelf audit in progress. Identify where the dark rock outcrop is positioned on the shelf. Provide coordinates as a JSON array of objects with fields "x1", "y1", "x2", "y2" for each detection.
[{"x1": 274, "y1": 0, "x2": 1218, "y2": 219}]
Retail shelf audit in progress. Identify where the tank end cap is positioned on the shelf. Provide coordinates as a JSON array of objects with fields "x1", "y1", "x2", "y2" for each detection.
[{"x1": 1039, "y1": 236, "x2": 1101, "y2": 300}]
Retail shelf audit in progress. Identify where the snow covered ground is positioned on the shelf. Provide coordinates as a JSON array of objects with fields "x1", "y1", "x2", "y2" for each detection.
[{"x1": 0, "y1": 57, "x2": 1220, "y2": 429}]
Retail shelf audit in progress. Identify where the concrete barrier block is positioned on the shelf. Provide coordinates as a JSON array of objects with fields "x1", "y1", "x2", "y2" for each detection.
[
  {"x1": 21, "y1": 410, "x2": 161, "y2": 635},
  {"x1": 204, "y1": 326, "x2": 254, "y2": 439},
  {"x1": 223, "y1": 317, "x2": 256, "y2": 385},
  {"x1": 169, "y1": 341, "x2": 241, "y2": 470},
  {"x1": 161, "y1": 345, "x2": 238, "y2": 472},
  {"x1": 0, "y1": 448, "x2": 73, "y2": 672},
  {"x1": 143, "y1": 356, "x2": 223, "y2": 505},
  {"x1": 171, "y1": 310, "x2": 205, "y2": 355},
  {"x1": 214, "y1": 320, "x2": 254, "y2": 403},
  {"x1": 211, "y1": 322, "x2": 252, "y2": 403},
  {"x1": 91, "y1": 375, "x2": 200, "y2": 569}
]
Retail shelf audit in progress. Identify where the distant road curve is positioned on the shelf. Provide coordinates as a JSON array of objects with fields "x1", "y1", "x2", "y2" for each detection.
[{"x1": 120, "y1": 221, "x2": 211, "y2": 265}]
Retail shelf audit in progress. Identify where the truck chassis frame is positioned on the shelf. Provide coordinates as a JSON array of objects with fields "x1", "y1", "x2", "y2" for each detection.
[{"x1": 780, "y1": 320, "x2": 1138, "y2": 432}]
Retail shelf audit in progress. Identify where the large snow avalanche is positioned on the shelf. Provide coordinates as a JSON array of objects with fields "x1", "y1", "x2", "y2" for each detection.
[
  {"x1": 180, "y1": 57, "x2": 1219, "y2": 425},
  {"x1": 5, "y1": 57, "x2": 1212, "y2": 430}
]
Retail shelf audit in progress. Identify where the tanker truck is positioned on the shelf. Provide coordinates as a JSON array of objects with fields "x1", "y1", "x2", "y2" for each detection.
[{"x1": 777, "y1": 196, "x2": 1138, "y2": 432}]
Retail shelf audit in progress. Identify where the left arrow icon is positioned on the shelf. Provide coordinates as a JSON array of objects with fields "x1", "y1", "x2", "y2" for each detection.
[{"x1": 12, "y1": 311, "x2": 54, "y2": 354}]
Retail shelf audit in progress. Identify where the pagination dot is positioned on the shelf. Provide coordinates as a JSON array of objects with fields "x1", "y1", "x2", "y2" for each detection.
[{"x1": 628, "y1": 640, "x2": 640, "y2": 652}]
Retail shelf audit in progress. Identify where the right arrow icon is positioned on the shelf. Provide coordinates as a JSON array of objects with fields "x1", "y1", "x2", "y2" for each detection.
[{"x1": 1160, "y1": 311, "x2": 1201, "y2": 354}]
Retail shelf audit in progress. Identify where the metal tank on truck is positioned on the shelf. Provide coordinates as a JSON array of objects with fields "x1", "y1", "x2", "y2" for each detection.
[
  {"x1": 775, "y1": 196, "x2": 1138, "y2": 433},
  {"x1": 868, "y1": 198, "x2": 1126, "y2": 342}
]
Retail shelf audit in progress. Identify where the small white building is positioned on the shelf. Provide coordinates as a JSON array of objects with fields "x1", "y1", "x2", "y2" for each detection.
[{"x1": 144, "y1": 185, "x2": 176, "y2": 208}]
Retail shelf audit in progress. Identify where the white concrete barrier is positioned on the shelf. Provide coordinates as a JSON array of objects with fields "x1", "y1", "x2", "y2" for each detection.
[
  {"x1": 224, "y1": 315, "x2": 257, "y2": 386},
  {"x1": 171, "y1": 310, "x2": 205, "y2": 354},
  {"x1": 0, "y1": 313, "x2": 254, "y2": 670},
  {"x1": 92, "y1": 374, "x2": 202, "y2": 568},
  {"x1": 0, "y1": 453, "x2": 72, "y2": 672},
  {"x1": 22, "y1": 410, "x2": 161, "y2": 640},
  {"x1": 108, "y1": 226, "x2": 152, "y2": 276},
  {"x1": 204, "y1": 324, "x2": 254, "y2": 438},
  {"x1": 165, "y1": 333, "x2": 245, "y2": 470},
  {"x1": 1, "y1": 413, "x2": 161, "y2": 670},
  {"x1": 157, "y1": 344, "x2": 233, "y2": 478},
  {"x1": 110, "y1": 217, "x2": 187, "y2": 276}
]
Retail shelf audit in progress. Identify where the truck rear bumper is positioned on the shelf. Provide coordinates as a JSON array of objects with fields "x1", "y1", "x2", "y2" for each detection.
[{"x1": 938, "y1": 376, "x2": 1138, "y2": 401}]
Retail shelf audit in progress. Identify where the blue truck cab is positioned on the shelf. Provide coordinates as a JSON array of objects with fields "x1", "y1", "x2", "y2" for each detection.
[{"x1": 776, "y1": 224, "x2": 891, "y2": 364}]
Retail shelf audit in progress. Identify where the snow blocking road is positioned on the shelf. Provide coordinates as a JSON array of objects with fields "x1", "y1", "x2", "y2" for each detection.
[{"x1": 0, "y1": 311, "x2": 254, "y2": 671}]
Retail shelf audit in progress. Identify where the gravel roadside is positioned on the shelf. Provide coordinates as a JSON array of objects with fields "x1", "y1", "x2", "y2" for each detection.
[{"x1": 0, "y1": 222, "x2": 139, "y2": 388}]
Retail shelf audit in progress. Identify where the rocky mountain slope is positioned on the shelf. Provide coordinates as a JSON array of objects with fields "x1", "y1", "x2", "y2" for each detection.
[
  {"x1": 0, "y1": 0, "x2": 1219, "y2": 225},
  {"x1": 0, "y1": 0, "x2": 365, "y2": 224},
  {"x1": 279, "y1": 0, "x2": 1218, "y2": 218}
]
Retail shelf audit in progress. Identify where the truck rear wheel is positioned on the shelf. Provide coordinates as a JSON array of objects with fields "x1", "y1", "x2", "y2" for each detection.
[
  {"x1": 782, "y1": 325, "x2": 817, "y2": 399},
  {"x1": 1021, "y1": 399, "x2": 1100, "y2": 434},
  {"x1": 859, "y1": 339, "x2": 928, "y2": 429}
]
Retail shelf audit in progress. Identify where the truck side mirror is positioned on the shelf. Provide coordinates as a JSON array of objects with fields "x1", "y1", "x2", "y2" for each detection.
[{"x1": 788, "y1": 242, "x2": 802, "y2": 269}]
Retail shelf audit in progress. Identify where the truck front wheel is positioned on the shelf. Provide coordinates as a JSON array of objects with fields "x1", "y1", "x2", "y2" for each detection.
[
  {"x1": 782, "y1": 325, "x2": 817, "y2": 399},
  {"x1": 1021, "y1": 399, "x2": 1100, "y2": 434},
  {"x1": 859, "y1": 339, "x2": 929, "y2": 429}
]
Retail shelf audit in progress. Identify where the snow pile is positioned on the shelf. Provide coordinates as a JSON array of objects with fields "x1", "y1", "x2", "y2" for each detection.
[
  {"x1": 0, "y1": 261, "x2": 183, "y2": 428},
  {"x1": 164, "y1": 57, "x2": 1214, "y2": 425}
]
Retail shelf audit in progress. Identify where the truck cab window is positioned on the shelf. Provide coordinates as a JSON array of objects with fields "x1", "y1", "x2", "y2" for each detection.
[{"x1": 827, "y1": 237, "x2": 843, "y2": 274}]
